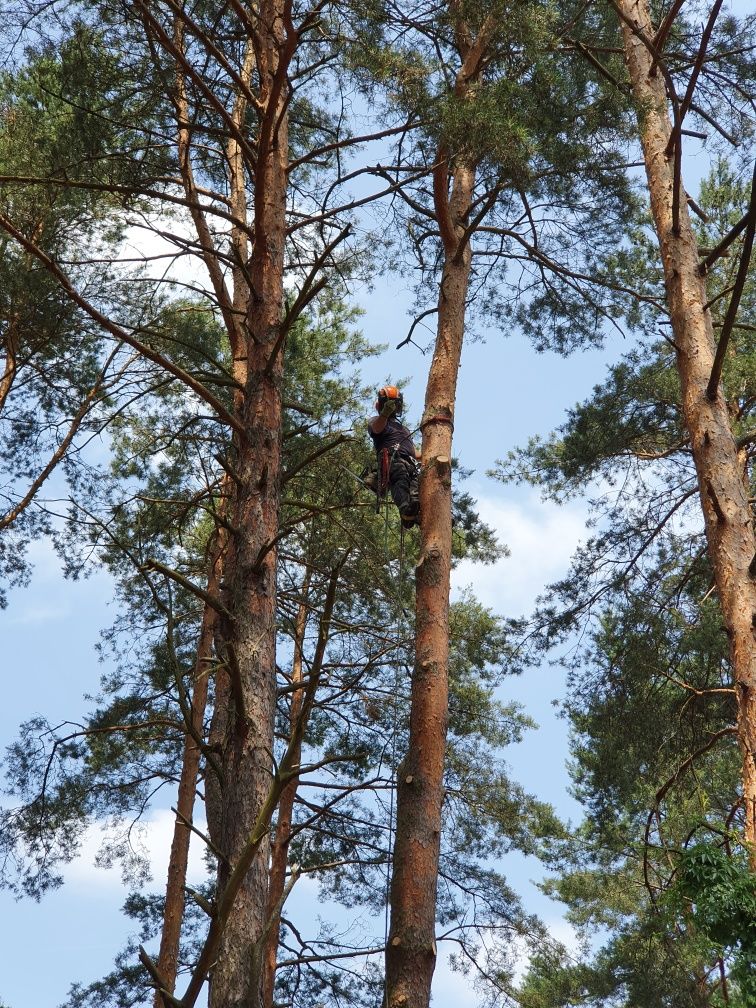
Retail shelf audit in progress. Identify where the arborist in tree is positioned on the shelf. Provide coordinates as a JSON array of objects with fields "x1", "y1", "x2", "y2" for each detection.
[{"x1": 367, "y1": 385, "x2": 420, "y2": 528}]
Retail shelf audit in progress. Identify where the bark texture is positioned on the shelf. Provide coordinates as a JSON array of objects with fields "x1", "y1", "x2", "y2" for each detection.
[
  {"x1": 260, "y1": 576, "x2": 309, "y2": 1008},
  {"x1": 203, "y1": 3, "x2": 293, "y2": 1006},
  {"x1": 617, "y1": 0, "x2": 756, "y2": 854},
  {"x1": 385, "y1": 165, "x2": 474, "y2": 1008},
  {"x1": 153, "y1": 556, "x2": 219, "y2": 1006},
  {"x1": 383, "y1": 224, "x2": 469, "y2": 1006},
  {"x1": 385, "y1": 13, "x2": 489, "y2": 999}
]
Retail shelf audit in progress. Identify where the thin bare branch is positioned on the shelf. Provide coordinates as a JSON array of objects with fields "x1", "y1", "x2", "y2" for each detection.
[
  {"x1": 0, "y1": 210, "x2": 244, "y2": 435},
  {"x1": 666, "y1": 0, "x2": 724, "y2": 155},
  {"x1": 145, "y1": 557, "x2": 231, "y2": 617},
  {"x1": 707, "y1": 160, "x2": 756, "y2": 401}
]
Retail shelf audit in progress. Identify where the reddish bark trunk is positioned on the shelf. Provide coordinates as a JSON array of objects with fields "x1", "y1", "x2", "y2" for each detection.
[
  {"x1": 0, "y1": 313, "x2": 18, "y2": 413},
  {"x1": 384, "y1": 158, "x2": 475, "y2": 1007},
  {"x1": 260, "y1": 576, "x2": 309, "y2": 1008},
  {"x1": 153, "y1": 555, "x2": 220, "y2": 1006},
  {"x1": 385, "y1": 13, "x2": 497, "y2": 1002},
  {"x1": 204, "y1": 4, "x2": 293, "y2": 1006},
  {"x1": 618, "y1": 0, "x2": 756, "y2": 857}
]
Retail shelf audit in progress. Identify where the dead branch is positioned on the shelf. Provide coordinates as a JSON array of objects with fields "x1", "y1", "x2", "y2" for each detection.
[{"x1": 707, "y1": 160, "x2": 756, "y2": 401}]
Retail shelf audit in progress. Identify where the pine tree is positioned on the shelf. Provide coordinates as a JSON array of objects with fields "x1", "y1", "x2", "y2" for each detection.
[
  {"x1": 348, "y1": 3, "x2": 637, "y2": 1003},
  {"x1": 612, "y1": 0, "x2": 756, "y2": 861},
  {"x1": 496, "y1": 157, "x2": 756, "y2": 1005},
  {"x1": 0, "y1": 6, "x2": 406, "y2": 1004}
]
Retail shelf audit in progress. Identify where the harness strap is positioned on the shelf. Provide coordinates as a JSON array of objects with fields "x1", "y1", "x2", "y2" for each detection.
[{"x1": 379, "y1": 448, "x2": 391, "y2": 494}]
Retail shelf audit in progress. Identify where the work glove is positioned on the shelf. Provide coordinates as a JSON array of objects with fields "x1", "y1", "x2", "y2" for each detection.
[{"x1": 380, "y1": 399, "x2": 397, "y2": 418}]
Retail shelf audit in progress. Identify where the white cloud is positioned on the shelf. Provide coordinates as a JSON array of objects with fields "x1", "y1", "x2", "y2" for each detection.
[
  {"x1": 64, "y1": 809, "x2": 210, "y2": 891},
  {"x1": 452, "y1": 492, "x2": 586, "y2": 616},
  {"x1": 6, "y1": 602, "x2": 69, "y2": 626},
  {"x1": 120, "y1": 208, "x2": 213, "y2": 293}
]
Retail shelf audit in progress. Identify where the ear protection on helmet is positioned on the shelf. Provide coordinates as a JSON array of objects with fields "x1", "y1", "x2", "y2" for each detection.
[{"x1": 377, "y1": 385, "x2": 404, "y2": 414}]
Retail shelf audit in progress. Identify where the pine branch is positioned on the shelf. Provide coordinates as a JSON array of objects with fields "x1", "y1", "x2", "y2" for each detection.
[
  {"x1": 138, "y1": 947, "x2": 182, "y2": 1008},
  {"x1": 184, "y1": 886, "x2": 216, "y2": 917},
  {"x1": 397, "y1": 308, "x2": 438, "y2": 350},
  {"x1": 169, "y1": 807, "x2": 229, "y2": 868},
  {"x1": 144, "y1": 558, "x2": 231, "y2": 617},
  {"x1": 707, "y1": 160, "x2": 756, "y2": 401},
  {"x1": 699, "y1": 211, "x2": 750, "y2": 273},
  {"x1": 0, "y1": 211, "x2": 244, "y2": 435},
  {"x1": 568, "y1": 37, "x2": 630, "y2": 94},
  {"x1": 665, "y1": 0, "x2": 725, "y2": 156},
  {"x1": 0, "y1": 343, "x2": 124, "y2": 530},
  {"x1": 279, "y1": 223, "x2": 353, "y2": 339}
]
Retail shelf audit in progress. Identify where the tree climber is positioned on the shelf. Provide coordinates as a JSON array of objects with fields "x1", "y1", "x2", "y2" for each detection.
[{"x1": 367, "y1": 386, "x2": 420, "y2": 528}]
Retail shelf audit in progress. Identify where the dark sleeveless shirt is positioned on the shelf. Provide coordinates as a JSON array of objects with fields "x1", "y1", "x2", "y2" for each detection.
[{"x1": 369, "y1": 417, "x2": 416, "y2": 459}]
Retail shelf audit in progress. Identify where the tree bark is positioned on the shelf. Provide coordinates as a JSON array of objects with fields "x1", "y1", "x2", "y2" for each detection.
[
  {"x1": 0, "y1": 312, "x2": 19, "y2": 413},
  {"x1": 260, "y1": 571, "x2": 310, "y2": 1008},
  {"x1": 384, "y1": 119, "x2": 478, "y2": 1008},
  {"x1": 153, "y1": 553, "x2": 221, "y2": 1006},
  {"x1": 203, "y1": 4, "x2": 294, "y2": 1006},
  {"x1": 385, "y1": 11, "x2": 500, "y2": 1001},
  {"x1": 617, "y1": 0, "x2": 756, "y2": 857},
  {"x1": 259, "y1": 559, "x2": 342, "y2": 1006}
]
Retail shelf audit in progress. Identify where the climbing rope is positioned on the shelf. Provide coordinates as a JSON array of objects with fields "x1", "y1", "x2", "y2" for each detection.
[
  {"x1": 376, "y1": 457, "x2": 410, "y2": 971},
  {"x1": 382, "y1": 612, "x2": 402, "y2": 1002},
  {"x1": 383, "y1": 692, "x2": 397, "y2": 950}
]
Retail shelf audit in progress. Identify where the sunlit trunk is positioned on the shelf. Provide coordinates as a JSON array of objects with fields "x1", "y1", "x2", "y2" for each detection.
[
  {"x1": 385, "y1": 158, "x2": 475, "y2": 1008},
  {"x1": 153, "y1": 553, "x2": 221, "y2": 1005},
  {"x1": 617, "y1": 0, "x2": 756, "y2": 859}
]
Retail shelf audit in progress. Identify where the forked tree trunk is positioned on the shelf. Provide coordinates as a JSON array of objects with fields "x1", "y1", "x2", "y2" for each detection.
[
  {"x1": 260, "y1": 560, "x2": 342, "y2": 1007},
  {"x1": 260, "y1": 573, "x2": 310, "y2": 1008},
  {"x1": 617, "y1": 0, "x2": 756, "y2": 857},
  {"x1": 204, "y1": 2, "x2": 293, "y2": 1005}
]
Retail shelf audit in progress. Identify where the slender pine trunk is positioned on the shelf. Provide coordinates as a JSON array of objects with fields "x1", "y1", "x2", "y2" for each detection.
[
  {"x1": 153, "y1": 553, "x2": 221, "y2": 1005},
  {"x1": 617, "y1": 0, "x2": 756, "y2": 858},
  {"x1": 384, "y1": 158, "x2": 475, "y2": 1008},
  {"x1": 260, "y1": 573, "x2": 310, "y2": 1008},
  {"x1": 384, "y1": 12, "x2": 498, "y2": 1001}
]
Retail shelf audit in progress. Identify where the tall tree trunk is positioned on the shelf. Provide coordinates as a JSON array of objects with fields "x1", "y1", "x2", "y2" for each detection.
[
  {"x1": 385, "y1": 11, "x2": 496, "y2": 1001},
  {"x1": 204, "y1": 3, "x2": 293, "y2": 1006},
  {"x1": 384, "y1": 157, "x2": 476, "y2": 1008},
  {"x1": 617, "y1": 0, "x2": 756, "y2": 857},
  {"x1": 259, "y1": 559, "x2": 342, "y2": 1006},
  {"x1": 260, "y1": 571, "x2": 310, "y2": 1008},
  {"x1": 153, "y1": 553, "x2": 220, "y2": 1005}
]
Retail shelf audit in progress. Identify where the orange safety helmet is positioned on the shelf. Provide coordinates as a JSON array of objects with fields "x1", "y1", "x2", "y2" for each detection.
[{"x1": 377, "y1": 385, "x2": 404, "y2": 413}]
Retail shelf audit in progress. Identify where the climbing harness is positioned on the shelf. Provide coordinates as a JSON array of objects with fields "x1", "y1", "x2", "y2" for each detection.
[{"x1": 379, "y1": 447, "x2": 391, "y2": 511}]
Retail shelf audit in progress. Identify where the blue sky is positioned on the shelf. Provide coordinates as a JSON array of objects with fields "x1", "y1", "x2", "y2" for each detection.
[
  {"x1": 2, "y1": 5, "x2": 746, "y2": 995},
  {"x1": 0, "y1": 283, "x2": 624, "y2": 1006}
]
